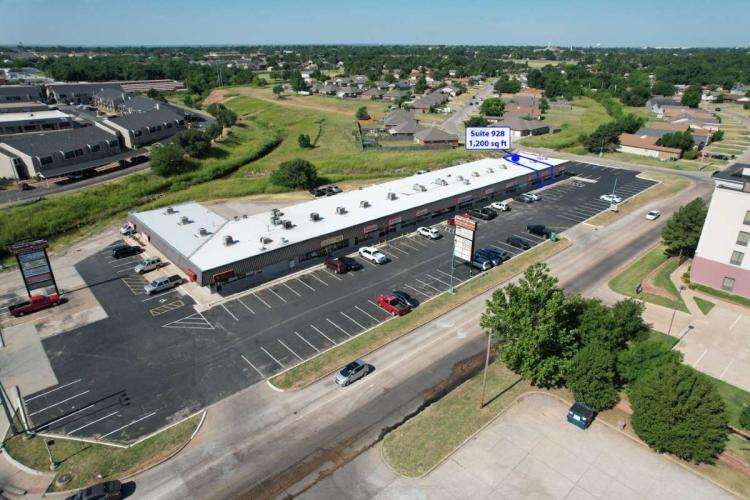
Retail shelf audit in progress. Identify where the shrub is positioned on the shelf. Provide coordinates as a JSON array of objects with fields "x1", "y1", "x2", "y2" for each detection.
[
  {"x1": 270, "y1": 159, "x2": 318, "y2": 190},
  {"x1": 355, "y1": 107, "x2": 370, "y2": 120},
  {"x1": 616, "y1": 340, "x2": 682, "y2": 384},
  {"x1": 683, "y1": 150, "x2": 698, "y2": 160},
  {"x1": 740, "y1": 404, "x2": 750, "y2": 430},
  {"x1": 175, "y1": 129, "x2": 212, "y2": 157},
  {"x1": 567, "y1": 343, "x2": 618, "y2": 411}
]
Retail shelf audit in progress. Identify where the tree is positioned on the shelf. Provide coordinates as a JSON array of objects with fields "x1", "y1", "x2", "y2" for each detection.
[
  {"x1": 270, "y1": 159, "x2": 318, "y2": 189},
  {"x1": 527, "y1": 69, "x2": 544, "y2": 88},
  {"x1": 479, "y1": 97, "x2": 505, "y2": 117},
  {"x1": 205, "y1": 122, "x2": 222, "y2": 141},
  {"x1": 464, "y1": 115, "x2": 488, "y2": 127},
  {"x1": 740, "y1": 404, "x2": 750, "y2": 430},
  {"x1": 480, "y1": 263, "x2": 581, "y2": 387},
  {"x1": 711, "y1": 130, "x2": 724, "y2": 142},
  {"x1": 289, "y1": 71, "x2": 306, "y2": 92},
  {"x1": 575, "y1": 298, "x2": 648, "y2": 352},
  {"x1": 175, "y1": 129, "x2": 212, "y2": 157},
  {"x1": 660, "y1": 131, "x2": 694, "y2": 152},
  {"x1": 567, "y1": 343, "x2": 618, "y2": 411},
  {"x1": 298, "y1": 133, "x2": 312, "y2": 149},
  {"x1": 150, "y1": 144, "x2": 196, "y2": 177},
  {"x1": 586, "y1": 122, "x2": 621, "y2": 153},
  {"x1": 651, "y1": 81, "x2": 676, "y2": 96},
  {"x1": 414, "y1": 75, "x2": 427, "y2": 94},
  {"x1": 540, "y1": 97, "x2": 549, "y2": 113},
  {"x1": 272, "y1": 85, "x2": 284, "y2": 98},
  {"x1": 183, "y1": 95, "x2": 194, "y2": 108},
  {"x1": 494, "y1": 75, "x2": 521, "y2": 94},
  {"x1": 629, "y1": 364, "x2": 728, "y2": 463},
  {"x1": 216, "y1": 108, "x2": 237, "y2": 129},
  {"x1": 662, "y1": 198, "x2": 708, "y2": 257},
  {"x1": 616, "y1": 340, "x2": 683, "y2": 384},
  {"x1": 355, "y1": 106, "x2": 370, "y2": 120},
  {"x1": 681, "y1": 85, "x2": 702, "y2": 108}
]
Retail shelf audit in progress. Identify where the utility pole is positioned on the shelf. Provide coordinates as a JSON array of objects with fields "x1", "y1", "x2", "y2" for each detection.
[
  {"x1": 479, "y1": 333, "x2": 492, "y2": 409},
  {"x1": 0, "y1": 380, "x2": 19, "y2": 436}
]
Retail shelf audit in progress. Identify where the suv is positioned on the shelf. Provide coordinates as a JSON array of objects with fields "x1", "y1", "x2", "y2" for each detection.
[
  {"x1": 377, "y1": 294, "x2": 411, "y2": 316},
  {"x1": 506, "y1": 236, "x2": 532, "y2": 250},
  {"x1": 471, "y1": 254, "x2": 493, "y2": 271},
  {"x1": 525, "y1": 192, "x2": 540, "y2": 201},
  {"x1": 324, "y1": 256, "x2": 362, "y2": 274},
  {"x1": 475, "y1": 248, "x2": 502, "y2": 266},
  {"x1": 467, "y1": 208, "x2": 496, "y2": 220},
  {"x1": 490, "y1": 201, "x2": 510, "y2": 212},
  {"x1": 359, "y1": 246, "x2": 387, "y2": 264},
  {"x1": 119, "y1": 223, "x2": 134, "y2": 236},
  {"x1": 526, "y1": 224, "x2": 551, "y2": 238},
  {"x1": 481, "y1": 247, "x2": 511, "y2": 262},
  {"x1": 134, "y1": 256, "x2": 163, "y2": 274},
  {"x1": 111, "y1": 244, "x2": 141, "y2": 259},
  {"x1": 513, "y1": 194, "x2": 533, "y2": 204},
  {"x1": 417, "y1": 226, "x2": 440, "y2": 239},
  {"x1": 335, "y1": 359, "x2": 370, "y2": 386}
]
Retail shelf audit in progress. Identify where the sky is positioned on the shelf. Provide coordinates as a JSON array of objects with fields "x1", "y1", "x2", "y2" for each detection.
[{"x1": 1, "y1": 0, "x2": 749, "y2": 47}]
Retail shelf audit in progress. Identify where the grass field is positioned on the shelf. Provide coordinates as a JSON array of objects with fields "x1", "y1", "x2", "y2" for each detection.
[
  {"x1": 694, "y1": 296, "x2": 716, "y2": 315},
  {"x1": 523, "y1": 97, "x2": 610, "y2": 150},
  {"x1": 648, "y1": 329, "x2": 679, "y2": 348}
]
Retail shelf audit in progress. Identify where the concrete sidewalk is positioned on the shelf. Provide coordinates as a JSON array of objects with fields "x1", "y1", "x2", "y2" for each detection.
[{"x1": 0, "y1": 421, "x2": 52, "y2": 499}]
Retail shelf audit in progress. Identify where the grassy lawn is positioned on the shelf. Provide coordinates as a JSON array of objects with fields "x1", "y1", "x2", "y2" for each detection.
[
  {"x1": 599, "y1": 152, "x2": 718, "y2": 172},
  {"x1": 705, "y1": 375, "x2": 750, "y2": 429},
  {"x1": 587, "y1": 172, "x2": 691, "y2": 226},
  {"x1": 692, "y1": 283, "x2": 750, "y2": 308},
  {"x1": 609, "y1": 244, "x2": 689, "y2": 313},
  {"x1": 270, "y1": 238, "x2": 571, "y2": 390},
  {"x1": 648, "y1": 329, "x2": 679, "y2": 348},
  {"x1": 4, "y1": 413, "x2": 201, "y2": 492},
  {"x1": 694, "y1": 296, "x2": 716, "y2": 315},
  {"x1": 523, "y1": 97, "x2": 610, "y2": 150}
]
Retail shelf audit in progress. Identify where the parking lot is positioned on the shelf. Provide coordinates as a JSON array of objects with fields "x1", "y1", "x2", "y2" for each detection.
[{"x1": 24, "y1": 162, "x2": 657, "y2": 442}]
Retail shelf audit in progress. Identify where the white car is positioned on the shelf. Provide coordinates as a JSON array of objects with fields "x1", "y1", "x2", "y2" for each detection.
[
  {"x1": 490, "y1": 201, "x2": 510, "y2": 212},
  {"x1": 646, "y1": 210, "x2": 661, "y2": 220},
  {"x1": 358, "y1": 246, "x2": 387, "y2": 264},
  {"x1": 120, "y1": 223, "x2": 134, "y2": 235},
  {"x1": 525, "y1": 193, "x2": 540, "y2": 201},
  {"x1": 600, "y1": 194, "x2": 623, "y2": 204},
  {"x1": 417, "y1": 226, "x2": 440, "y2": 239}
]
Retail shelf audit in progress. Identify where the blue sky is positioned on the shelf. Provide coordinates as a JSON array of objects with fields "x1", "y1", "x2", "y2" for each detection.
[{"x1": 1, "y1": 0, "x2": 748, "y2": 47}]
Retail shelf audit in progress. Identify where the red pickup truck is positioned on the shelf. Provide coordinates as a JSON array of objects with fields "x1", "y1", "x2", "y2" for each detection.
[
  {"x1": 8, "y1": 294, "x2": 60, "y2": 317},
  {"x1": 376, "y1": 294, "x2": 411, "y2": 316}
]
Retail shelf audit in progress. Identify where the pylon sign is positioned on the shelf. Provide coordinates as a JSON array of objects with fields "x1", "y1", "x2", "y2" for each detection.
[
  {"x1": 453, "y1": 215, "x2": 476, "y2": 262},
  {"x1": 8, "y1": 239, "x2": 58, "y2": 297}
]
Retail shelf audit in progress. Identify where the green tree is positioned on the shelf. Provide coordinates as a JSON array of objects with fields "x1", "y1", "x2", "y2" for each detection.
[
  {"x1": 629, "y1": 364, "x2": 728, "y2": 463},
  {"x1": 575, "y1": 298, "x2": 648, "y2": 351},
  {"x1": 616, "y1": 340, "x2": 683, "y2": 384},
  {"x1": 480, "y1": 97, "x2": 505, "y2": 117},
  {"x1": 272, "y1": 85, "x2": 284, "y2": 98},
  {"x1": 586, "y1": 122, "x2": 621, "y2": 153},
  {"x1": 494, "y1": 75, "x2": 521, "y2": 94},
  {"x1": 480, "y1": 263, "x2": 580, "y2": 387},
  {"x1": 414, "y1": 75, "x2": 427, "y2": 94},
  {"x1": 205, "y1": 122, "x2": 222, "y2": 140},
  {"x1": 297, "y1": 133, "x2": 312, "y2": 149},
  {"x1": 661, "y1": 198, "x2": 708, "y2": 257},
  {"x1": 464, "y1": 115, "x2": 488, "y2": 127},
  {"x1": 216, "y1": 108, "x2": 237, "y2": 128},
  {"x1": 651, "y1": 81, "x2": 676, "y2": 96},
  {"x1": 183, "y1": 95, "x2": 194, "y2": 108},
  {"x1": 150, "y1": 144, "x2": 196, "y2": 177},
  {"x1": 740, "y1": 405, "x2": 750, "y2": 430},
  {"x1": 660, "y1": 131, "x2": 694, "y2": 152},
  {"x1": 527, "y1": 68, "x2": 544, "y2": 88},
  {"x1": 175, "y1": 129, "x2": 212, "y2": 157},
  {"x1": 540, "y1": 97, "x2": 549, "y2": 113},
  {"x1": 711, "y1": 130, "x2": 724, "y2": 142},
  {"x1": 270, "y1": 159, "x2": 318, "y2": 189},
  {"x1": 681, "y1": 85, "x2": 702, "y2": 108},
  {"x1": 567, "y1": 343, "x2": 618, "y2": 411},
  {"x1": 355, "y1": 106, "x2": 370, "y2": 120},
  {"x1": 290, "y1": 71, "x2": 306, "y2": 92}
]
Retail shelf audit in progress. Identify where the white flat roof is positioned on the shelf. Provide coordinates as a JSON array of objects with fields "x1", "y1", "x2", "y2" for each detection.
[
  {"x1": 0, "y1": 110, "x2": 71, "y2": 122},
  {"x1": 133, "y1": 154, "x2": 566, "y2": 271}
]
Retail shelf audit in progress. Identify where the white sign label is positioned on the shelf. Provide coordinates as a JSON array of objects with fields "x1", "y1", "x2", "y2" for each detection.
[
  {"x1": 465, "y1": 127, "x2": 512, "y2": 150},
  {"x1": 453, "y1": 219, "x2": 476, "y2": 262}
]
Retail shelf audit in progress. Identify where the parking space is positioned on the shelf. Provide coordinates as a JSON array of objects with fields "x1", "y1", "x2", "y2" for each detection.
[{"x1": 28, "y1": 162, "x2": 657, "y2": 442}]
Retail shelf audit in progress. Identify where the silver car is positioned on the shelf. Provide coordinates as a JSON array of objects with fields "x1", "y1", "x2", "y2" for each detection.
[
  {"x1": 335, "y1": 359, "x2": 370, "y2": 386},
  {"x1": 134, "y1": 256, "x2": 163, "y2": 274}
]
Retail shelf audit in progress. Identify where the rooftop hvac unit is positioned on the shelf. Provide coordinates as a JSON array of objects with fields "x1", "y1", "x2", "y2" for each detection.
[
  {"x1": 310, "y1": 212, "x2": 321, "y2": 221},
  {"x1": 164, "y1": 206, "x2": 176, "y2": 214},
  {"x1": 260, "y1": 236, "x2": 272, "y2": 244},
  {"x1": 471, "y1": 171, "x2": 480, "y2": 177},
  {"x1": 336, "y1": 206, "x2": 347, "y2": 215},
  {"x1": 282, "y1": 220, "x2": 293, "y2": 229},
  {"x1": 434, "y1": 178, "x2": 447, "y2": 186},
  {"x1": 242, "y1": 214, "x2": 248, "y2": 219},
  {"x1": 359, "y1": 200, "x2": 370, "y2": 208},
  {"x1": 198, "y1": 227, "x2": 209, "y2": 236},
  {"x1": 179, "y1": 215, "x2": 190, "y2": 224},
  {"x1": 456, "y1": 175, "x2": 464, "y2": 181},
  {"x1": 463, "y1": 179, "x2": 470, "y2": 185},
  {"x1": 280, "y1": 237, "x2": 289, "y2": 244},
  {"x1": 233, "y1": 216, "x2": 239, "y2": 221},
  {"x1": 223, "y1": 235, "x2": 235, "y2": 246},
  {"x1": 486, "y1": 167, "x2": 494, "y2": 173},
  {"x1": 413, "y1": 183, "x2": 426, "y2": 192},
  {"x1": 387, "y1": 192, "x2": 397, "y2": 200},
  {"x1": 271, "y1": 216, "x2": 282, "y2": 225},
  {"x1": 271, "y1": 208, "x2": 283, "y2": 217}
]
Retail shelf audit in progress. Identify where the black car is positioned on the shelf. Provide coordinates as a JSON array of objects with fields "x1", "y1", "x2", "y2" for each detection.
[
  {"x1": 480, "y1": 207, "x2": 497, "y2": 219},
  {"x1": 111, "y1": 244, "x2": 142, "y2": 259},
  {"x1": 506, "y1": 236, "x2": 532, "y2": 250},
  {"x1": 711, "y1": 153, "x2": 730, "y2": 160},
  {"x1": 467, "y1": 208, "x2": 492, "y2": 220},
  {"x1": 526, "y1": 224, "x2": 552, "y2": 238},
  {"x1": 392, "y1": 290, "x2": 419, "y2": 308},
  {"x1": 325, "y1": 185, "x2": 342, "y2": 196},
  {"x1": 481, "y1": 247, "x2": 511, "y2": 262},
  {"x1": 66, "y1": 480, "x2": 122, "y2": 500},
  {"x1": 513, "y1": 194, "x2": 533, "y2": 204},
  {"x1": 309, "y1": 187, "x2": 326, "y2": 197},
  {"x1": 339, "y1": 256, "x2": 363, "y2": 271}
]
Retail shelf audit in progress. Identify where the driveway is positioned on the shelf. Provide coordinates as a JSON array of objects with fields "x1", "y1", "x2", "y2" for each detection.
[{"x1": 301, "y1": 394, "x2": 733, "y2": 500}]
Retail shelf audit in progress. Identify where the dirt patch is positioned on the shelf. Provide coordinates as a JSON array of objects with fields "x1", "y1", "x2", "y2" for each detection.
[
  {"x1": 203, "y1": 89, "x2": 229, "y2": 105},
  {"x1": 719, "y1": 451, "x2": 750, "y2": 476}
]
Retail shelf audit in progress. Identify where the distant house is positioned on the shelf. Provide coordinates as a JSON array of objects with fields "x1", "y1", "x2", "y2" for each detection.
[
  {"x1": 388, "y1": 119, "x2": 425, "y2": 137},
  {"x1": 392, "y1": 80, "x2": 412, "y2": 91},
  {"x1": 362, "y1": 88, "x2": 384, "y2": 100},
  {"x1": 410, "y1": 92, "x2": 448, "y2": 113},
  {"x1": 383, "y1": 109, "x2": 415, "y2": 129},
  {"x1": 668, "y1": 113, "x2": 720, "y2": 132},
  {"x1": 646, "y1": 96, "x2": 682, "y2": 115},
  {"x1": 102, "y1": 108, "x2": 185, "y2": 148},
  {"x1": 617, "y1": 133, "x2": 681, "y2": 160},
  {"x1": 413, "y1": 127, "x2": 458, "y2": 146},
  {"x1": 336, "y1": 86, "x2": 361, "y2": 99},
  {"x1": 319, "y1": 84, "x2": 337, "y2": 96},
  {"x1": 374, "y1": 81, "x2": 390, "y2": 90},
  {"x1": 503, "y1": 105, "x2": 542, "y2": 119},
  {"x1": 488, "y1": 116, "x2": 550, "y2": 139},
  {"x1": 501, "y1": 94, "x2": 538, "y2": 108},
  {"x1": 47, "y1": 82, "x2": 123, "y2": 105},
  {"x1": 383, "y1": 89, "x2": 409, "y2": 102}
]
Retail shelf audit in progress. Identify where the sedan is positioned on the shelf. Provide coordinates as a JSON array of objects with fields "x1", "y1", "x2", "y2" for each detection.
[
  {"x1": 358, "y1": 246, "x2": 387, "y2": 264},
  {"x1": 377, "y1": 294, "x2": 411, "y2": 316},
  {"x1": 482, "y1": 247, "x2": 511, "y2": 262},
  {"x1": 392, "y1": 290, "x2": 419, "y2": 308},
  {"x1": 645, "y1": 210, "x2": 661, "y2": 220},
  {"x1": 417, "y1": 226, "x2": 440, "y2": 239},
  {"x1": 600, "y1": 194, "x2": 622, "y2": 204},
  {"x1": 506, "y1": 236, "x2": 532, "y2": 250},
  {"x1": 525, "y1": 192, "x2": 540, "y2": 201},
  {"x1": 513, "y1": 194, "x2": 533, "y2": 204},
  {"x1": 335, "y1": 359, "x2": 370, "y2": 386}
]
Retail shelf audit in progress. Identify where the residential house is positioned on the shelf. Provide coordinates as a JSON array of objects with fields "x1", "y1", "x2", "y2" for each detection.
[
  {"x1": 646, "y1": 96, "x2": 682, "y2": 115},
  {"x1": 413, "y1": 127, "x2": 458, "y2": 146},
  {"x1": 362, "y1": 88, "x2": 384, "y2": 100},
  {"x1": 383, "y1": 89, "x2": 409, "y2": 102},
  {"x1": 382, "y1": 109, "x2": 414, "y2": 129},
  {"x1": 617, "y1": 133, "x2": 681, "y2": 160},
  {"x1": 668, "y1": 113, "x2": 720, "y2": 132},
  {"x1": 504, "y1": 105, "x2": 542, "y2": 119},
  {"x1": 319, "y1": 84, "x2": 338, "y2": 96},
  {"x1": 388, "y1": 119, "x2": 424, "y2": 137},
  {"x1": 488, "y1": 116, "x2": 550, "y2": 139},
  {"x1": 336, "y1": 86, "x2": 362, "y2": 99},
  {"x1": 102, "y1": 108, "x2": 185, "y2": 148}
]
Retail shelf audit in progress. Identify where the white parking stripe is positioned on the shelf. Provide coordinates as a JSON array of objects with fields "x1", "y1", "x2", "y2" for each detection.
[
  {"x1": 100, "y1": 411, "x2": 157, "y2": 439},
  {"x1": 379, "y1": 249, "x2": 400, "y2": 260},
  {"x1": 241, "y1": 354, "x2": 265, "y2": 376},
  {"x1": 237, "y1": 297, "x2": 255, "y2": 315},
  {"x1": 283, "y1": 282, "x2": 302, "y2": 297},
  {"x1": 141, "y1": 289, "x2": 180, "y2": 302},
  {"x1": 558, "y1": 214, "x2": 586, "y2": 223},
  {"x1": 221, "y1": 304, "x2": 238, "y2": 321},
  {"x1": 367, "y1": 299, "x2": 388, "y2": 312},
  {"x1": 426, "y1": 273, "x2": 450, "y2": 287},
  {"x1": 68, "y1": 411, "x2": 120, "y2": 435},
  {"x1": 26, "y1": 379, "x2": 81, "y2": 402},
  {"x1": 719, "y1": 359, "x2": 735, "y2": 380},
  {"x1": 407, "y1": 237, "x2": 429, "y2": 248},
  {"x1": 296, "y1": 278, "x2": 315, "y2": 291},
  {"x1": 29, "y1": 391, "x2": 91, "y2": 416},
  {"x1": 295, "y1": 331, "x2": 320, "y2": 352},
  {"x1": 340, "y1": 311, "x2": 366, "y2": 330},
  {"x1": 278, "y1": 339, "x2": 303, "y2": 361},
  {"x1": 327, "y1": 318, "x2": 352, "y2": 337},
  {"x1": 386, "y1": 244, "x2": 409, "y2": 255},
  {"x1": 36, "y1": 403, "x2": 96, "y2": 431},
  {"x1": 253, "y1": 292, "x2": 272, "y2": 308},
  {"x1": 416, "y1": 279, "x2": 442, "y2": 293},
  {"x1": 355, "y1": 305, "x2": 380, "y2": 322},
  {"x1": 260, "y1": 347, "x2": 285, "y2": 368},
  {"x1": 311, "y1": 273, "x2": 330, "y2": 286},
  {"x1": 324, "y1": 269, "x2": 344, "y2": 279},
  {"x1": 435, "y1": 268, "x2": 463, "y2": 283},
  {"x1": 267, "y1": 287, "x2": 288, "y2": 303},
  {"x1": 405, "y1": 284, "x2": 431, "y2": 298},
  {"x1": 310, "y1": 324, "x2": 336, "y2": 344},
  {"x1": 398, "y1": 240, "x2": 421, "y2": 252}
]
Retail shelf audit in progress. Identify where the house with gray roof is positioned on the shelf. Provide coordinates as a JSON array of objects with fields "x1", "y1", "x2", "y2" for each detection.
[
  {"x1": 383, "y1": 109, "x2": 415, "y2": 129},
  {"x1": 362, "y1": 88, "x2": 384, "y2": 100},
  {"x1": 388, "y1": 119, "x2": 425, "y2": 137},
  {"x1": 102, "y1": 108, "x2": 186, "y2": 148},
  {"x1": 413, "y1": 127, "x2": 458, "y2": 146},
  {"x1": 488, "y1": 116, "x2": 550, "y2": 139}
]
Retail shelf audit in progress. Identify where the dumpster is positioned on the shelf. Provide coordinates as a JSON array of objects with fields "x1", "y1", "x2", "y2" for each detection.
[
  {"x1": 550, "y1": 231, "x2": 558, "y2": 242},
  {"x1": 567, "y1": 402, "x2": 595, "y2": 429}
]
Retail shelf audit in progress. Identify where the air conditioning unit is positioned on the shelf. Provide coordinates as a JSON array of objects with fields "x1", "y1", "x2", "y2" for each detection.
[
  {"x1": 336, "y1": 206, "x2": 347, "y2": 215},
  {"x1": 260, "y1": 236, "x2": 272, "y2": 244},
  {"x1": 282, "y1": 220, "x2": 293, "y2": 229},
  {"x1": 456, "y1": 175, "x2": 464, "y2": 181},
  {"x1": 413, "y1": 183, "x2": 426, "y2": 192},
  {"x1": 434, "y1": 178, "x2": 447, "y2": 186},
  {"x1": 387, "y1": 192, "x2": 397, "y2": 200},
  {"x1": 198, "y1": 227, "x2": 209, "y2": 236},
  {"x1": 164, "y1": 206, "x2": 176, "y2": 214},
  {"x1": 280, "y1": 237, "x2": 289, "y2": 244},
  {"x1": 471, "y1": 171, "x2": 480, "y2": 177},
  {"x1": 486, "y1": 167, "x2": 494, "y2": 173},
  {"x1": 310, "y1": 212, "x2": 320, "y2": 221},
  {"x1": 242, "y1": 214, "x2": 248, "y2": 219},
  {"x1": 271, "y1": 208, "x2": 283, "y2": 217},
  {"x1": 223, "y1": 235, "x2": 235, "y2": 246},
  {"x1": 271, "y1": 216, "x2": 282, "y2": 225},
  {"x1": 179, "y1": 215, "x2": 190, "y2": 224},
  {"x1": 463, "y1": 179, "x2": 470, "y2": 185},
  {"x1": 359, "y1": 200, "x2": 370, "y2": 208}
]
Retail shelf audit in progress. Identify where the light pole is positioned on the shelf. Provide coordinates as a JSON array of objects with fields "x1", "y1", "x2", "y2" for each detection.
[
  {"x1": 44, "y1": 439, "x2": 57, "y2": 471},
  {"x1": 479, "y1": 333, "x2": 492, "y2": 409}
]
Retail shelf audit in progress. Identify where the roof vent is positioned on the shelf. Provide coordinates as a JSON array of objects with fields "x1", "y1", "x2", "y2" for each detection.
[
  {"x1": 280, "y1": 237, "x2": 289, "y2": 244},
  {"x1": 198, "y1": 227, "x2": 209, "y2": 236},
  {"x1": 336, "y1": 206, "x2": 347, "y2": 215},
  {"x1": 234, "y1": 216, "x2": 239, "y2": 221},
  {"x1": 360, "y1": 200, "x2": 370, "y2": 208},
  {"x1": 471, "y1": 171, "x2": 480, "y2": 177},
  {"x1": 271, "y1": 216, "x2": 282, "y2": 225},
  {"x1": 387, "y1": 192, "x2": 397, "y2": 200},
  {"x1": 270, "y1": 208, "x2": 283, "y2": 217},
  {"x1": 242, "y1": 214, "x2": 248, "y2": 219},
  {"x1": 164, "y1": 206, "x2": 176, "y2": 214},
  {"x1": 310, "y1": 212, "x2": 321, "y2": 221},
  {"x1": 260, "y1": 236, "x2": 272, "y2": 244},
  {"x1": 434, "y1": 178, "x2": 447, "y2": 186},
  {"x1": 456, "y1": 175, "x2": 464, "y2": 182},
  {"x1": 282, "y1": 220, "x2": 293, "y2": 229},
  {"x1": 486, "y1": 167, "x2": 494, "y2": 173},
  {"x1": 223, "y1": 235, "x2": 235, "y2": 246},
  {"x1": 463, "y1": 179, "x2": 470, "y2": 185},
  {"x1": 413, "y1": 183, "x2": 426, "y2": 192},
  {"x1": 179, "y1": 215, "x2": 191, "y2": 225}
]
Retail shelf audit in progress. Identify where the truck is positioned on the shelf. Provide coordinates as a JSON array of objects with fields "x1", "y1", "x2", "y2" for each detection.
[
  {"x1": 134, "y1": 257, "x2": 163, "y2": 274},
  {"x1": 143, "y1": 275, "x2": 182, "y2": 296},
  {"x1": 9, "y1": 294, "x2": 60, "y2": 317}
]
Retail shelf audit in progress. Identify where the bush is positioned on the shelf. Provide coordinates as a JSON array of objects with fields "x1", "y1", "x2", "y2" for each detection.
[
  {"x1": 740, "y1": 404, "x2": 750, "y2": 430},
  {"x1": 150, "y1": 144, "x2": 197, "y2": 177},
  {"x1": 711, "y1": 130, "x2": 724, "y2": 142},
  {"x1": 567, "y1": 343, "x2": 618, "y2": 411},
  {"x1": 270, "y1": 159, "x2": 318, "y2": 190},
  {"x1": 616, "y1": 340, "x2": 682, "y2": 384},
  {"x1": 479, "y1": 97, "x2": 505, "y2": 117},
  {"x1": 298, "y1": 134, "x2": 312, "y2": 149},
  {"x1": 683, "y1": 150, "x2": 698, "y2": 160},
  {"x1": 629, "y1": 363, "x2": 728, "y2": 463},
  {"x1": 175, "y1": 129, "x2": 212, "y2": 157},
  {"x1": 355, "y1": 107, "x2": 370, "y2": 120}
]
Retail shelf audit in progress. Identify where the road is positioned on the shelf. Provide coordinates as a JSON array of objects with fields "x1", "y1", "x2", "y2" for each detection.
[
  {"x1": 130, "y1": 166, "x2": 712, "y2": 498},
  {"x1": 441, "y1": 81, "x2": 496, "y2": 137}
]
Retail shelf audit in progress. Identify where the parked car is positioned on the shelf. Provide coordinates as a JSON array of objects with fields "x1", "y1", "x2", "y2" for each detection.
[
  {"x1": 144, "y1": 275, "x2": 182, "y2": 295},
  {"x1": 711, "y1": 153, "x2": 730, "y2": 160},
  {"x1": 481, "y1": 247, "x2": 511, "y2": 262},
  {"x1": 417, "y1": 226, "x2": 440, "y2": 239},
  {"x1": 335, "y1": 359, "x2": 370, "y2": 386},
  {"x1": 134, "y1": 256, "x2": 163, "y2": 274},
  {"x1": 111, "y1": 244, "x2": 141, "y2": 259},
  {"x1": 338, "y1": 256, "x2": 363, "y2": 271},
  {"x1": 65, "y1": 480, "x2": 122, "y2": 500},
  {"x1": 525, "y1": 192, "x2": 540, "y2": 201},
  {"x1": 513, "y1": 194, "x2": 533, "y2": 204},
  {"x1": 490, "y1": 201, "x2": 510, "y2": 212},
  {"x1": 119, "y1": 223, "x2": 134, "y2": 236},
  {"x1": 325, "y1": 185, "x2": 342, "y2": 196},
  {"x1": 715, "y1": 107, "x2": 721, "y2": 112},
  {"x1": 392, "y1": 290, "x2": 419, "y2": 308},
  {"x1": 324, "y1": 256, "x2": 362, "y2": 273},
  {"x1": 567, "y1": 402, "x2": 595, "y2": 430},
  {"x1": 376, "y1": 294, "x2": 411, "y2": 316},
  {"x1": 475, "y1": 248, "x2": 502, "y2": 266},
  {"x1": 309, "y1": 187, "x2": 326, "y2": 197},
  {"x1": 358, "y1": 246, "x2": 387, "y2": 264},
  {"x1": 526, "y1": 224, "x2": 552, "y2": 238},
  {"x1": 9, "y1": 294, "x2": 60, "y2": 317},
  {"x1": 600, "y1": 194, "x2": 622, "y2": 204},
  {"x1": 467, "y1": 208, "x2": 496, "y2": 220},
  {"x1": 471, "y1": 254, "x2": 493, "y2": 271},
  {"x1": 506, "y1": 236, "x2": 532, "y2": 250},
  {"x1": 645, "y1": 210, "x2": 661, "y2": 220}
]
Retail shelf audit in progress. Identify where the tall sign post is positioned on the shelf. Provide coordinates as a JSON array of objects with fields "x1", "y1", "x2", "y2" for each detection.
[
  {"x1": 450, "y1": 215, "x2": 477, "y2": 293},
  {"x1": 8, "y1": 239, "x2": 59, "y2": 298}
]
